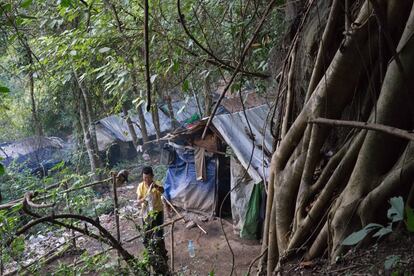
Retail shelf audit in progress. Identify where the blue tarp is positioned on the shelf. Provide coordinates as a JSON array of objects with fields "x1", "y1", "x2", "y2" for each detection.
[
  {"x1": 164, "y1": 149, "x2": 217, "y2": 214},
  {"x1": 0, "y1": 137, "x2": 67, "y2": 175}
]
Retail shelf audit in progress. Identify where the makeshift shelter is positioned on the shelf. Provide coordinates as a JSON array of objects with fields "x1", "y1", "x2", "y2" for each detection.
[
  {"x1": 95, "y1": 106, "x2": 171, "y2": 165},
  {"x1": 163, "y1": 105, "x2": 272, "y2": 239},
  {"x1": 0, "y1": 136, "x2": 67, "y2": 176},
  {"x1": 163, "y1": 121, "x2": 229, "y2": 215},
  {"x1": 212, "y1": 105, "x2": 272, "y2": 239}
]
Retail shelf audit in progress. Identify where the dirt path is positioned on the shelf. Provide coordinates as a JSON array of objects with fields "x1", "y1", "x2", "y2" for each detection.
[{"x1": 68, "y1": 182, "x2": 262, "y2": 275}]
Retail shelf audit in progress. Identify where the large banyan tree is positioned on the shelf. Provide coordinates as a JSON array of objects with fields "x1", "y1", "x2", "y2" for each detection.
[{"x1": 261, "y1": 0, "x2": 414, "y2": 273}]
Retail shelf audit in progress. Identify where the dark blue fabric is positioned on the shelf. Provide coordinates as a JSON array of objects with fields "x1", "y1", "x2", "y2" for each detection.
[
  {"x1": 164, "y1": 149, "x2": 216, "y2": 213},
  {"x1": 3, "y1": 147, "x2": 64, "y2": 175}
]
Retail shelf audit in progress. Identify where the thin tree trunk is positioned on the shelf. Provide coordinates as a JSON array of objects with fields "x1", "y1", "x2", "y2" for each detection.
[
  {"x1": 130, "y1": 60, "x2": 150, "y2": 144},
  {"x1": 74, "y1": 76, "x2": 103, "y2": 182},
  {"x1": 203, "y1": 78, "x2": 212, "y2": 117},
  {"x1": 28, "y1": 52, "x2": 43, "y2": 137},
  {"x1": 79, "y1": 96, "x2": 102, "y2": 181},
  {"x1": 165, "y1": 94, "x2": 178, "y2": 129},
  {"x1": 73, "y1": 70, "x2": 99, "y2": 154},
  {"x1": 122, "y1": 103, "x2": 139, "y2": 150},
  {"x1": 151, "y1": 103, "x2": 161, "y2": 139}
]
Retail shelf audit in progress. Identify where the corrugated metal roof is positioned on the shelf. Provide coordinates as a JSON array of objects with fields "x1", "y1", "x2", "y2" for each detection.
[{"x1": 212, "y1": 105, "x2": 273, "y2": 183}]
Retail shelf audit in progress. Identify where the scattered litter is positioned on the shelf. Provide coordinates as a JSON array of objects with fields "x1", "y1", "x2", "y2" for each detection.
[{"x1": 186, "y1": 221, "x2": 197, "y2": 229}]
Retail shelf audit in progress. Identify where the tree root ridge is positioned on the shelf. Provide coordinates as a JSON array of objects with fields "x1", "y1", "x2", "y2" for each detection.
[{"x1": 263, "y1": 0, "x2": 414, "y2": 274}]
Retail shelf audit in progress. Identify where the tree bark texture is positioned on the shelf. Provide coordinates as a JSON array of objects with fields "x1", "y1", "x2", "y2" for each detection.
[
  {"x1": 262, "y1": 0, "x2": 414, "y2": 274},
  {"x1": 74, "y1": 75, "x2": 103, "y2": 182}
]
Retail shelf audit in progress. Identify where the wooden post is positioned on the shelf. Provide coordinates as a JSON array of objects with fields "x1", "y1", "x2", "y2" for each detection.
[
  {"x1": 64, "y1": 181, "x2": 77, "y2": 249},
  {"x1": 1, "y1": 245, "x2": 3, "y2": 276},
  {"x1": 112, "y1": 174, "x2": 121, "y2": 265},
  {"x1": 170, "y1": 221, "x2": 175, "y2": 273}
]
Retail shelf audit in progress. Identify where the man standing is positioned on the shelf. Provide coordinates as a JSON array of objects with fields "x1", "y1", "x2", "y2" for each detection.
[{"x1": 136, "y1": 166, "x2": 168, "y2": 273}]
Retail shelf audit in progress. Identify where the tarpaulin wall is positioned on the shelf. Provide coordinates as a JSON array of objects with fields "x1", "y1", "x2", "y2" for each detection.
[
  {"x1": 230, "y1": 157, "x2": 264, "y2": 239},
  {"x1": 163, "y1": 149, "x2": 217, "y2": 214}
]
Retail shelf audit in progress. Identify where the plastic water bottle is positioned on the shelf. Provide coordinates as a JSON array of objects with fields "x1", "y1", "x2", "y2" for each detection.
[{"x1": 188, "y1": 240, "x2": 195, "y2": 258}]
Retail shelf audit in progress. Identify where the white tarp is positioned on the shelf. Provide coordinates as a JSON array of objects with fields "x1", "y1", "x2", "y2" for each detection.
[
  {"x1": 0, "y1": 136, "x2": 64, "y2": 159},
  {"x1": 96, "y1": 106, "x2": 171, "y2": 151},
  {"x1": 212, "y1": 105, "x2": 272, "y2": 183},
  {"x1": 230, "y1": 157, "x2": 256, "y2": 234}
]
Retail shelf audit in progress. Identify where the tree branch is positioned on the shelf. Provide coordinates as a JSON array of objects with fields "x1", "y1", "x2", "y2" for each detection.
[
  {"x1": 16, "y1": 213, "x2": 134, "y2": 262},
  {"x1": 176, "y1": 0, "x2": 270, "y2": 79},
  {"x1": 201, "y1": 0, "x2": 278, "y2": 139},
  {"x1": 309, "y1": 117, "x2": 414, "y2": 141}
]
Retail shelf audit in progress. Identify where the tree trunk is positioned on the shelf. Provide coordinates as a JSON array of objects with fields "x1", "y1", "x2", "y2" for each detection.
[
  {"x1": 78, "y1": 94, "x2": 103, "y2": 181},
  {"x1": 151, "y1": 103, "x2": 161, "y2": 139},
  {"x1": 130, "y1": 61, "x2": 150, "y2": 144},
  {"x1": 261, "y1": 0, "x2": 414, "y2": 273},
  {"x1": 203, "y1": 78, "x2": 212, "y2": 117},
  {"x1": 122, "y1": 103, "x2": 139, "y2": 150},
  {"x1": 73, "y1": 75, "x2": 103, "y2": 182},
  {"x1": 165, "y1": 94, "x2": 178, "y2": 129},
  {"x1": 73, "y1": 71, "x2": 99, "y2": 154},
  {"x1": 28, "y1": 51, "x2": 43, "y2": 137}
]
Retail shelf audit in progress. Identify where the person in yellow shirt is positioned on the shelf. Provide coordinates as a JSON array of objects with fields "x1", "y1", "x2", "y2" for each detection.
[{"x1": 136, "y1": 166, "x2": 165, "y2": 246}]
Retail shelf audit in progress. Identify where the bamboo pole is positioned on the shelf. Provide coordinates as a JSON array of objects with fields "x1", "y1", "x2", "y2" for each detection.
[
  {"x1": 112, "y1": 174, "x2": 121, "y2": 265},
  {"x1": 170, "y1": 221, "x2": 175, "y2": 273}
]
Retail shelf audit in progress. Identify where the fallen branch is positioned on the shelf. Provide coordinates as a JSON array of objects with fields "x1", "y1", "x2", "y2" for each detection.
[
  {"x1": 15, "y1": 213, "x2": 134, "y2": 263},
  {"x1": 124, "y1": 216, "x2": 184, "y2": 243},
  {"x1": 0, "y1": 177, "x2": 112, "y2": 210},
  {"x1": 309, "y1": 117, "x2": 414, "y2": 141},
  {"x1": 35, "y1": 177, "x2": 112, "y2": 202},
  {"x1": 24, "y1": 192, "x2": 54, "y2": 209},
  {"x1": 162, "y1": 195, "x2": 207, "y2": 234}
]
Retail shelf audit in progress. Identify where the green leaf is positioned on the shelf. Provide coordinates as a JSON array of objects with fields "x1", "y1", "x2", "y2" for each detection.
[
  {"x1": 173, "y1": 61, "x2": 180, "y2": 73},
  {"x1": 341, "y1": 229, "x2": 368, "y2": 246},
  {"x1": 406, "y1": 206, "x2": 414, "y2": 232},
  {"x1": 341, "y1": 223, "x2": 382, "y2": 246},
  {"x1": 11, "y1": 235, "x2": 25, "y2": 255},
  {"x1": 60, "y1": 0, "x2": 72, "y2": 8},
  {"x1": 18, "y1": 14, "x2": 37, "y2": 19},
  {"x1": 0, "y1": 86, "x2": 10, "y2": 94},
  {"x1": 98, "y1": 47, "x2": 111, "y2": 53},
  {"x1": 51, "y1": 161, "x2": 65, "y2": 171},
  {"x1": 384, "y1": 255, "x2": 400, "y2": 270},
  {"x1": 182, "y1": 79, "x2": 189, "y2": 92},
  {"x1": 0, "y1": 163, "x2": 4, "y2": 175},
  {"x1": 388, "y1": 196, "x2": 404, "y2": 222},
  {"x1": 20, "y1": 0, "x2": 33, "y2": 8},
  {"x1": 1, "y1": 3, "x2": 12, "y2": 13}
]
